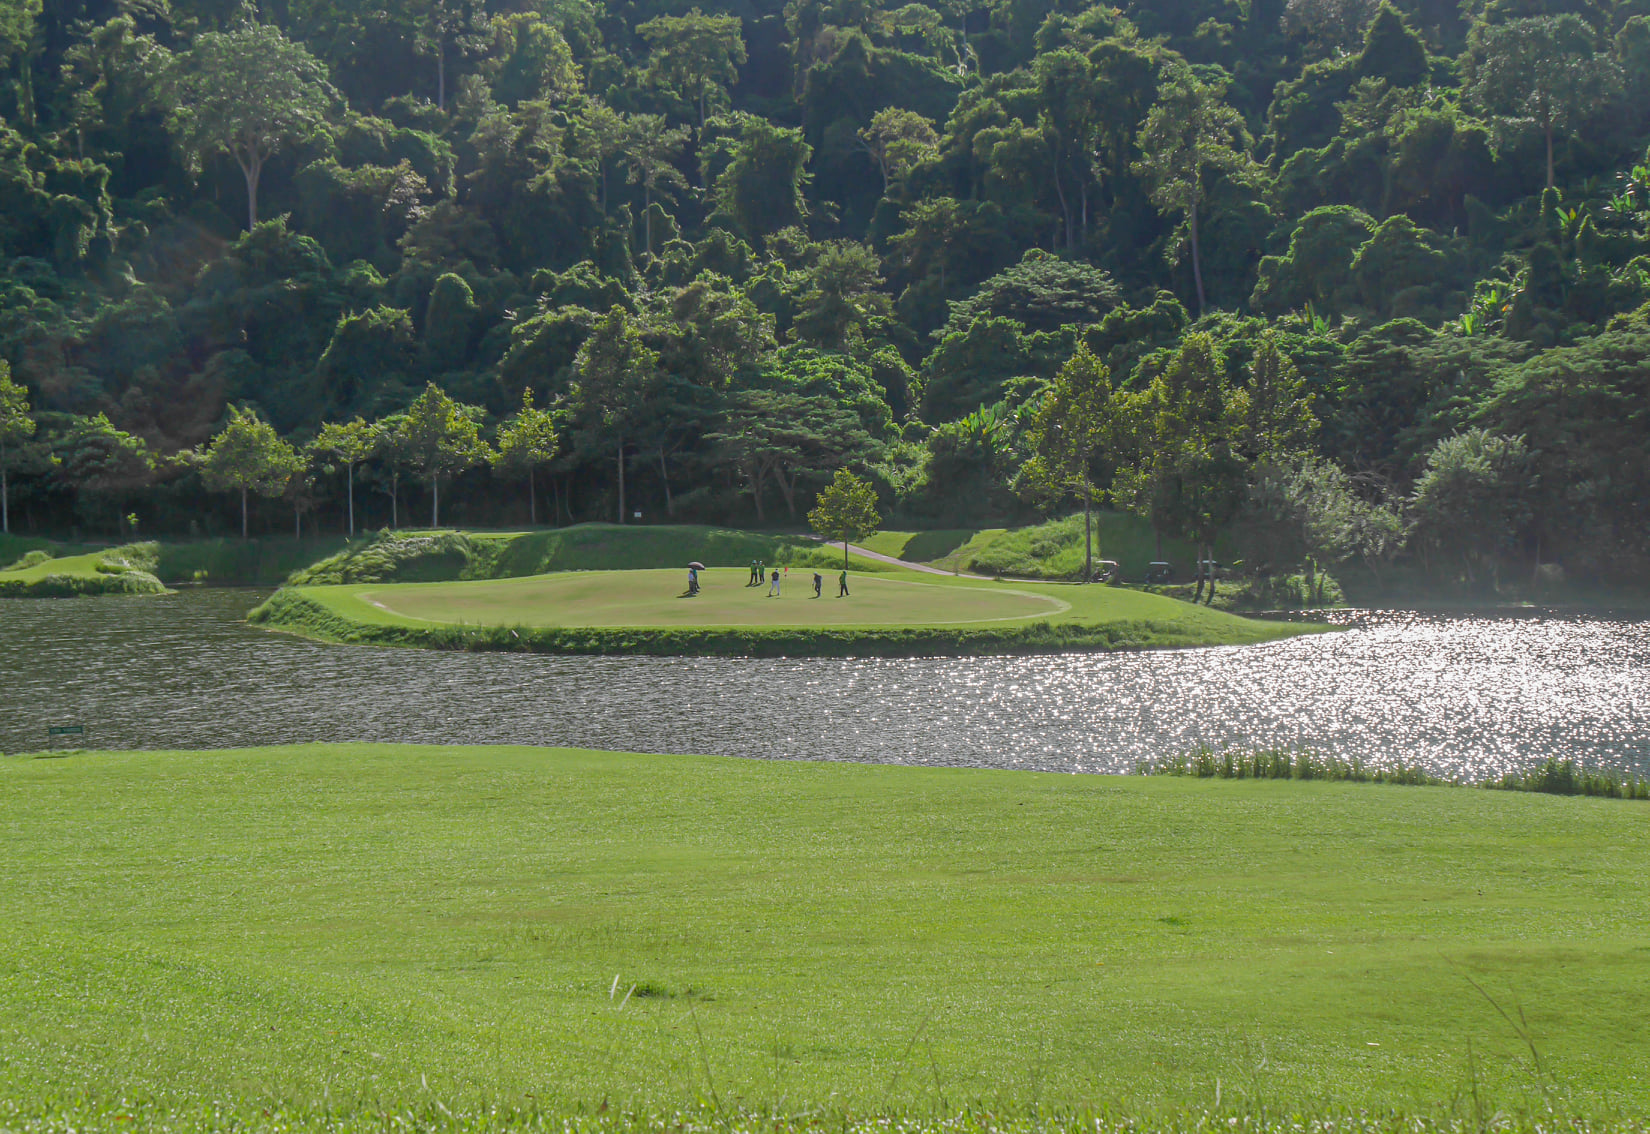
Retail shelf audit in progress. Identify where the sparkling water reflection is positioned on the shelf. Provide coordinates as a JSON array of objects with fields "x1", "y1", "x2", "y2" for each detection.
[{"x1": 3, "y1": 590, "x2": 1648, "y2": 779}]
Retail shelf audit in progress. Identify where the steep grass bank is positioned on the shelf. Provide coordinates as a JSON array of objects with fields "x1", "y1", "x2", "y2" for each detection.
[
  {"x1": 3, "y1": 744, "x2": 1648, "y2": 1123},
  {"x1": 289, "y1": 525, "x2": 890, "y2": 585},
  {"x1": 0, "y1": 542, "x2": 167, "y2": 597},
  {"x1": 0, "y1": 533, "x2": 350, "y2": 588}
]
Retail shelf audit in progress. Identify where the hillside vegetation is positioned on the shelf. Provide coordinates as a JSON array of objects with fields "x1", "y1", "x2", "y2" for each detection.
[{"x1": 1, "y1": 0, "x2": 1649, "y2": 599}]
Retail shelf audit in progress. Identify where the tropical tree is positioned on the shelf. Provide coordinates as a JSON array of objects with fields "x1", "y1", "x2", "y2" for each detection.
[
  {"x1": 1408, "y1": 428, "x2": 1532, "y2": 586},
  {"x1": 492, "y1": 388, "x2": 560, "y2": 525},
  {"x1": 572, "y1": 307, "x2": 661, "y2": 524},
  {"x1": 1470, "y1": 14, "x2": 1619, "y2": 190},
  {"x1": 790, "y1": 241, "x2": 892, "y2": 350},
  {"x1": 165, "y1": 19, "x2": 333, "y2": 230},
  {"x1": 624, "y1": 113, "x2": 690, "y2": 256},
  {"x1": 53, "y1": 415, "x2": 155, "y2": 536},
  {"x1": 1021, "y1": 345, "x2": 1114, "y2": 582},
  {"x1": 856, "y1": 107, "x2": 939, "y2": 196},
  {"x1": 808, "y1": 468, "x2": 881, "y2": 568},
  {"x1": 710, "y1": 389, "x2": 881, "y2": 521},
  {"x1": 1112, "y1": 333, "x2": 1248, "y2": 602},
  {"x1": 0, "y1": 361, "x2": 34, "y2": 535},
  {"x1": 396, "y1": 383, "x2": 488, "y2": 528},
  {"x1": 637, "y1": 9, "x2": 745, "y2": 130},
  {"x1": 411, "y1": 0, "x2": 489, "y2": 110},
  {"x1": 1133, "y1": 64, "x2": 1254, "y2": 315},
  {"x1": 310, "y1": 417, "x2": 377, "y2": 537},
  {"x1": 199, "y1": 405, "x2": 303, "y2": 540}
]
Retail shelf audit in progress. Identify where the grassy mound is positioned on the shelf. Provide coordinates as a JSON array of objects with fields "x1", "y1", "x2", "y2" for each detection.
[
  {"x1": 252, "y1": 566, "x2": 1310, "y2": 656},
  {"x1": 2, "y1": 743, "x2": 1647, "y2": 1125},
  {"x1": 289, "y1": 525, "x2": 885, "y2": 585},
  {"x1": 0, "y1": 542, "x2": 169, "y2": 597}
]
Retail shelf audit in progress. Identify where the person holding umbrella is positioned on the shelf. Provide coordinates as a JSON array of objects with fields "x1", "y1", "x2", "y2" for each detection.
[{"x1": 687, "y1": 561, "x2": 706, "y2": 596}]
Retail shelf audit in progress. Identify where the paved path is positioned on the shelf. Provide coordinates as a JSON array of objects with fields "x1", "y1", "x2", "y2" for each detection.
[{"x1": 810, "y1": 538, "x2": 989, "y2": 579}]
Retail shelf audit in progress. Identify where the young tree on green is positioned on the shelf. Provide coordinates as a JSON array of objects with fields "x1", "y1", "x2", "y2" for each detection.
[
  {"x1": 199, "y1": 405, "x2": 303, "y2": 540},
  {"x1": 310, "y1": 417, "x2": 377, "y2": 537},
  {"x1": 572, "y1": 307, "x2": 661, "y2": 524},
  {"x1": 856, "y1": 107, "x2": 939, "y2": 196},
  {"x1": 637, "y1": 9, "x2": 745, "y2": 131},
  {"x1": 165, "y1": 19, "x2": 333, "y2": 230},
  {"x1": 808, "y1": 467, "x2": 881, "y2": 569},
  {"x1": 1021, "y1": 345, "x2": 1114, "y2": 583},
  {"x1": 1470, "y1": 14, "x2": 1618, "y2": 190},
  {"x1": 1133, "y1": 64, "x2": 1254, "y2": 315},
  {"x1": 623, "y1": 113, "x2": 690, "y2": 256},
  {"x1": 491, "y1": 387, "x2": 559, "y2": 526},
  {"x1": 396, "y1": 383, "x2": 488, "y2": 529},
  {"x1": 0, "y1": 361, "x2": 34, "y2": 535}
]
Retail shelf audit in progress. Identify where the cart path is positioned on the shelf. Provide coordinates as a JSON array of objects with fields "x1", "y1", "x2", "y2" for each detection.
[{"x1": 812, "y1": 538, "x2": 991, "y2": 579}]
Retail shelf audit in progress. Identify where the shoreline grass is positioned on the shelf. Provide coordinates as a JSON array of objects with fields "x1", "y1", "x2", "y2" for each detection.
[
  {"x1": 4, "y1": 743, "x2": 1650, "y2": 1125},
  {"x1": 1139, "y1": 745, "x2": 1650, "y2": 799},
  {"x1": 0, "y1": 542, "x2": 169, "y2": 597}
]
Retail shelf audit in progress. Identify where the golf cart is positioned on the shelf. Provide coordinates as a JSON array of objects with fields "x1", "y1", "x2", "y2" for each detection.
[
  {"x1": 1145, "y1": 561, "x2": 1175, "y2": 584},
  {"x1": 1089, "y1": 560, "x2": 1121, "y2": 583}
]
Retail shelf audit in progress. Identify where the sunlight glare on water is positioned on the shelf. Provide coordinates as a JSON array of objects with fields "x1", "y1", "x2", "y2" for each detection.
[{"x1": 2, "y1": 591, "x2": 1647, "y2": 779}]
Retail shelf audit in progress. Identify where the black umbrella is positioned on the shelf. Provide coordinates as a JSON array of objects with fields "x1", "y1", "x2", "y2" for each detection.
[{"x1": 687, "y1": 561, "x2": 707, "y2": 570}]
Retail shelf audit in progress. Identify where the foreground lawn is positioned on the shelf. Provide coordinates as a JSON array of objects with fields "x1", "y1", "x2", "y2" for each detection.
[
  {"x1": 3, "y1": 744, "x2": 1648, "y2": 1124},
  {"x1": 277, "y1": 566, "x2": 1302, "y2": 647}
]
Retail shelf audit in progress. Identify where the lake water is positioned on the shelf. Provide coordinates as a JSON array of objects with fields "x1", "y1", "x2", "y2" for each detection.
[{"x1": 3, "y1": 588, "x2": 1648, "y2": 779}]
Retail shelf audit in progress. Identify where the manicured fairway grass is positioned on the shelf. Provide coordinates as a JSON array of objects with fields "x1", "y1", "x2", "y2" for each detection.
[
  {"x1": 261, "y1": 566, "x2": 1306, "y2": 653},
  {"x1": 3, "y1": 743, "x2": 1649, "y2": 1125},
  {"x1": 0, "y1": 544, "x2": 167, "y2": 596}
]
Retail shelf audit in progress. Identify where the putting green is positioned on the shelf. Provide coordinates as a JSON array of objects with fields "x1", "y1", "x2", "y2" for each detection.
[{"x1": 344, "y1": 568, "x2": 1069, "y2": 628}]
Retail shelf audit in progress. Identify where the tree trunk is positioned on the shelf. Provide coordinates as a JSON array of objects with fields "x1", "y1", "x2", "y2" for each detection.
[
  {"x1": 1, "y1": 441, "x2": 8, "y2": 535},
  {"x1": 528, "y1": 470, "x2": 537, "y2": 526},
  {"x1": 295, "y1": 502, "x2": 301, "y2": 540},
  {"x1": 391, "y1": 472, "x2": 399, "y2": 528},
  {"x1": 616, "y1": 438, "x2": 626, "y2": 523},
  {"x1": 1545, "y1": 119, "x2": 1554, "y2": 191},
  {"x1": 1083, "y1": 479, "x2": 1092, "y2": 582},
  {"x1": 749, "y1": 468, "x2": 766, "y2": 522},
  {"x1": 1051, "y1": 160, "x2": 1072, "y2": 252},
  {"x1": 1206, "y1": 543, "x2": 1217, "y2": 605},
  {"x1": 241, "y1": 487, "x2": 249, "y2": 541},
  {"x1": 554, "y1": 474, "x2": 563, "y2": 526},
  {"x1": 431, "y1": 476, "x2": 440, "y2": 528},
  {"x1": 346, "y1": 461, "x2": 356, "y2": 537},
  {"x1": 844, "y1": 537, "x2": 850, "y2": 569},
  {"x1": 1189, "y1": 196, "x2": 1207, "y2": 316},
  {"x1": 437, "y1": 40, "x2": 447, "y2": 111},
  {"x1": 644, "y1": 188, "x2": 654, "y2": 257},
  {"x1": 658, "y1": 448, "x2": 673, "y2": 516},
  {"x1": 239, "y1": 148, "x2": 263, "y2": 231}
]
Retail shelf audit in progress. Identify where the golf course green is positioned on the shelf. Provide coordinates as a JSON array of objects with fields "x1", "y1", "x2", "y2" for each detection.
[
  {"x1": 3, "y1": 743, "x2": 1647, "y2": 1129},
  {"x1": 253, "y1": 565, "x2": 1311, "y2": 655}
]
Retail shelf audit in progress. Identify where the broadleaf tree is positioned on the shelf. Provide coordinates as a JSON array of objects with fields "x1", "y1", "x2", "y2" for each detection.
[
  {"x1": 199, "y1": 405, "x2": 303, "y2": 540},
  {"x1": 0, "y1": 360, "x2": 35, "y2": 535},
  {"x1": 1133, "y1": 64, "x2": 1254, "y2": 315},
  {"x1": 491, "y1": 387, "x2": 560, "y2": 525},
  {"x1": 396, "y1": 383, "x2": 488, "y2": 528},
  {"x1": 808, "y1": 467, "x2": 881, "y2": 569},
  {"x1": 1021, "y1": 344, "x2": 1114, "y2": 582},
  {"x1": 165, "y1": 19, "x2": 333, "y2": 230},
  {"x1": 310, "y1": 417, "x2": 377, "y2": 537}
]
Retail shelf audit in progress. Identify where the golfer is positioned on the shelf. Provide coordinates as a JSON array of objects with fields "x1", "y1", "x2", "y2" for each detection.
[
  {"x1": 749, "y1": 559, "x2": 759, "y2": 585},
  {"x1": 812, "y1": 572, "x2": 823, "y2": 598},
  {"x1": 837, "y1": 569, "x2": 849, "y2": 597},
  {"x1": 768, "y1": 568, "x2": 781, "y2": 597}
]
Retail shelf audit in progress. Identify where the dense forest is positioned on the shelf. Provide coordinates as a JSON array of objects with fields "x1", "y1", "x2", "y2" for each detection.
[{"x1": 1, "y1": 0, "x2": 1649, "y2": 590}]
